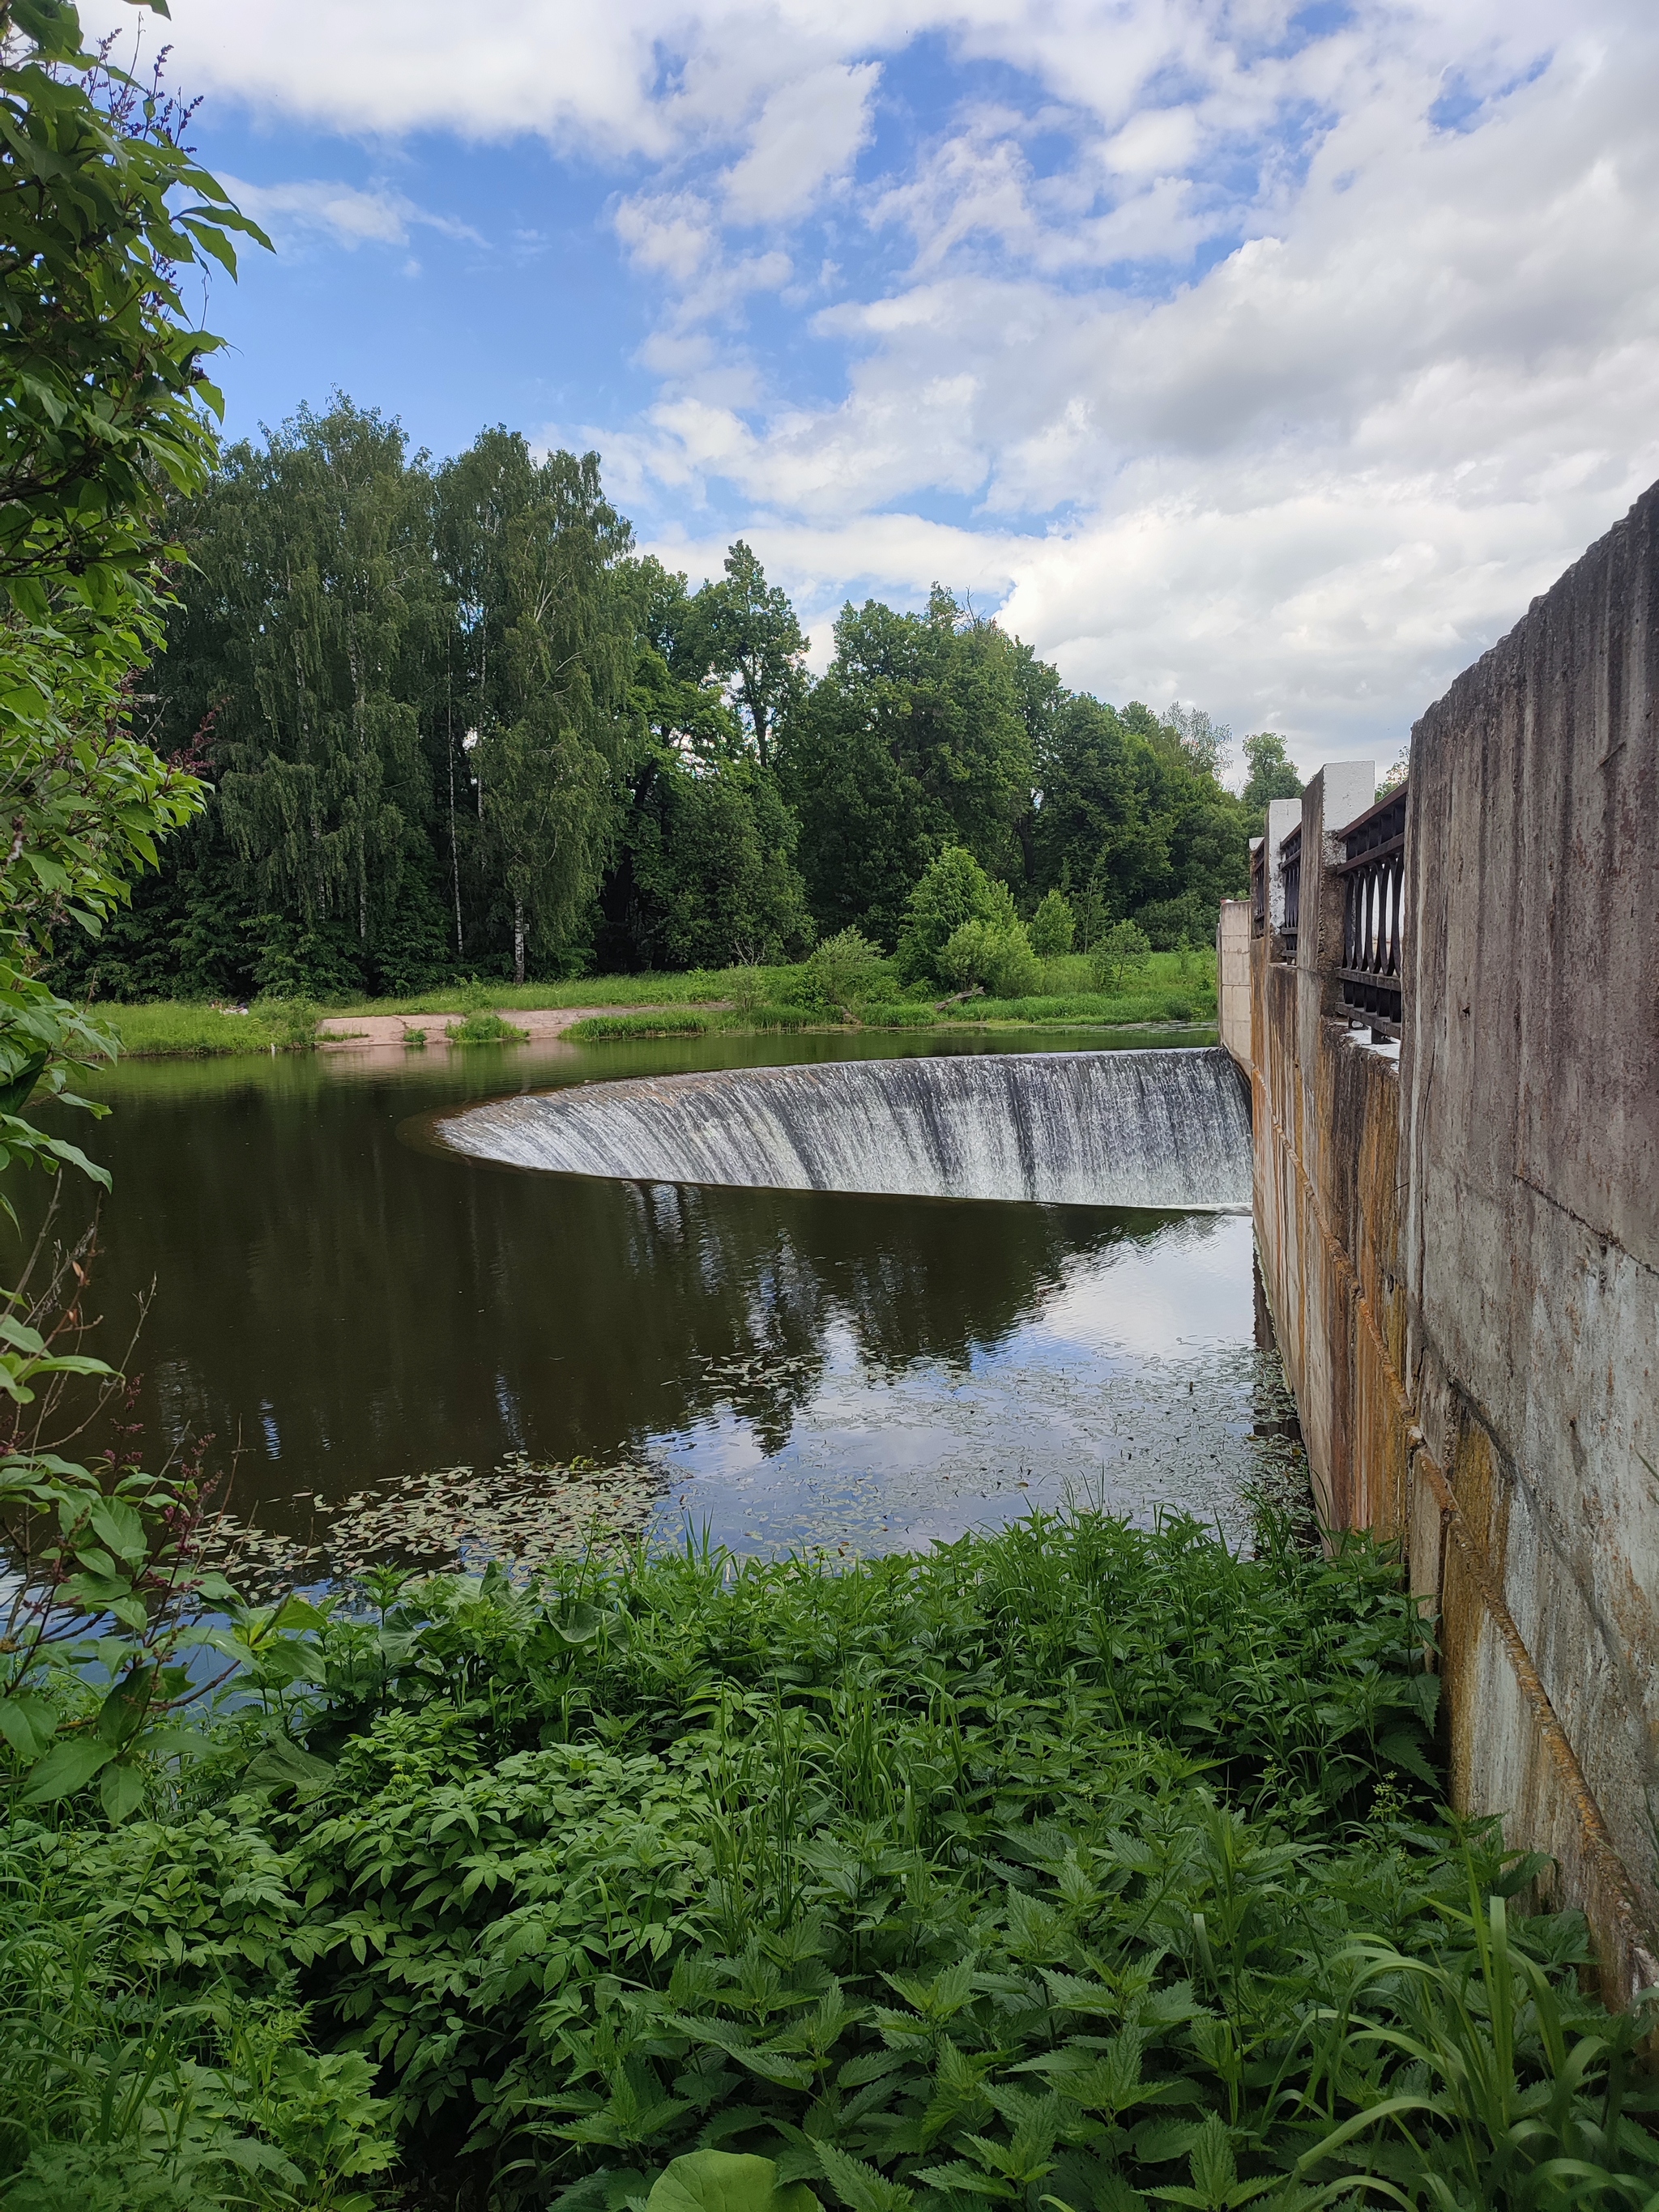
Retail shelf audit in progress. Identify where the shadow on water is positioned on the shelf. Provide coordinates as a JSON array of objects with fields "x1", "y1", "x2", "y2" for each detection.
[{"x1": 15, "y1": 1023, "x2": 1299, "y2": 1556}]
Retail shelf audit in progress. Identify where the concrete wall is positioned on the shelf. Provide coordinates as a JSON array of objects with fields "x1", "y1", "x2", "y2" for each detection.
[
  {"x1": 1250, "y1": 482, "x2": 1659, "y2": 2000},
  {"x1": 1216, "y1": 899, "x2": 1252, "y2": 1068}
]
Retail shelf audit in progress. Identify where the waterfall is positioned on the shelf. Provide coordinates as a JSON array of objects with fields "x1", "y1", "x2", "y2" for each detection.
[{"x1": 437, "y1": 1047, "x2": 1252, "y2": 1209}]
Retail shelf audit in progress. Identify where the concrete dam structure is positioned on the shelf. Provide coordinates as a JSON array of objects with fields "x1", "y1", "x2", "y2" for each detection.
[
  {"x1": 1218, "y1": 480, "x2": 1659, "y2": 2004},
  {"x1": 438, "y1": 1046, "x2": 1253, "y2": 1210}
]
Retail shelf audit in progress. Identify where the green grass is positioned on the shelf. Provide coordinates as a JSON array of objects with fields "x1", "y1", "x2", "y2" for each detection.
[
  {"x1": 6, "y1": 1511, "x2": 1653, "y2": 2211},
  {"x1": 95, "y1": 999, "x2": 321, "y2": 1058},
  {"x1": 86, "y1": 951, "x2": 1218, "y2": 1056}
]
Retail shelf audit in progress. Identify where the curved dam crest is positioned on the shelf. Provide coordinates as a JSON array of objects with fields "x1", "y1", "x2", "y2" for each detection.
[{"x1": 437, "y1": 1047, "x2": 1252, "y2": 1210}]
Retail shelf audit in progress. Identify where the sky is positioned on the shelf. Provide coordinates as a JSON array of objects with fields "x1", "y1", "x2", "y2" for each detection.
[{"x1": 87, "y1": 0, "x2": 1659, "y2": 772}]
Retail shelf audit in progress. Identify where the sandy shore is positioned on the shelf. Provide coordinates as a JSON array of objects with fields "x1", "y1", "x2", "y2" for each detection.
[{"x1": 316, "y1": 1004, "x2": 688, "y2": 1051}]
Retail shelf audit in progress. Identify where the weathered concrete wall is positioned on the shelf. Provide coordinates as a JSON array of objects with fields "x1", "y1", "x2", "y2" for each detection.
[
  {"x1": 1251, "y1": 483, "x2": 1659, "y2": 2001},
  {"x1": 1216, "y1": 899, "x2": 1252, "y2": 1069}
]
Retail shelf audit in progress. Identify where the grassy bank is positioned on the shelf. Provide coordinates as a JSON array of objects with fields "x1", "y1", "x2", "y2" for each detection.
[
  {"x1": 4, "y1": 1511, "x2": 1652, "y2": 2209},
  {"x1": 88, "y1": 952, "x2": 1218, "y2": 1059}
]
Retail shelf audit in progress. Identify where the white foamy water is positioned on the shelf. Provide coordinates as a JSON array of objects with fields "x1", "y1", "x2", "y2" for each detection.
[{"x1": 437, "y1": 1046, "x2": 1252, "y2": 1210}]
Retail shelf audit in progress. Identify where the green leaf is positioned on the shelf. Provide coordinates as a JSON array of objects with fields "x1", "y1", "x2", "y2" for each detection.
[
  {"x1": 99, "y1": 1754, "x2": 147, "y2": 1822},
  {"x1": 647, "y1": 2151, "x2": 821, "y2": 2212},
  {"x1": 815, "y1": 2140, "x2": 913, "y2": 2212},
  {"x1": 0, "y1": 1693, "x2": 58, "y2": 1759},
  {"x1": 22, "y1": 1733, "x2": 114, "y2": 1801}
]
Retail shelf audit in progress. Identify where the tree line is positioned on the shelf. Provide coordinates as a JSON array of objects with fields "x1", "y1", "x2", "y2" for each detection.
[{"x1": 60, "y1": 396, "x2": 1305, "y2": 1001}]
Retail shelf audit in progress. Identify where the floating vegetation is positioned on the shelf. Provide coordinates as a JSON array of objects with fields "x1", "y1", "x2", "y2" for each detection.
[{"x1": 205, "y1": 1448, "x2": 670, "y2": 1598}]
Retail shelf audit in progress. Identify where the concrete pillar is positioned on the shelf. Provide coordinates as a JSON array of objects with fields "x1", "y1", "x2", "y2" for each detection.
[{"x1": 1216, "y1": 898, "x2": 1252, "y2": 1070}]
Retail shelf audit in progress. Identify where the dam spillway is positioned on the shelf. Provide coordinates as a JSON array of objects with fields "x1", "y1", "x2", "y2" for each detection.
[{"x1": 437, "y1": 1047, "x2": 1252, "y2": 1209}]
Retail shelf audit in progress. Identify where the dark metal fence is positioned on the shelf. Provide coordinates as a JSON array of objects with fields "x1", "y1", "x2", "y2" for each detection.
[
  {"x1": 1334, "y1": 783, "x2": 1406, "y2": 1036},
  {"x1": 1278, "y1": 825, "x2": 1302, "y2": 957},
  {"x1": 1250, "y1": 842, "x2": 1266, "y2": 936}
]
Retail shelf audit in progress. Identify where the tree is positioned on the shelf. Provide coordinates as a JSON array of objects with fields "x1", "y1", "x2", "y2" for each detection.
[
  {"x1": 895, "y1": 846, "x2": 1002, "y2": 986},
  {"x1": 626, "y1": 757, "x2": 814, "y2": 970},
  {"x1": 693, "y1": 541, "x2": 808, "y2": 770},
  {"x1": 801, "y1": 927, "x2": 883, "y2": 1014},
  {"x1": 1164, "y1": 701, "x2": 1231, "y2": 780},
  {"x1": 438, "y1": 433, "x2": 638, "y2": 982},
  {"x1": 1029, "y1": 888, "x2": 1074, "y2": 957},
  {"x1": 940, "y1": 914, "x2": 1041, "y2": 999},
  {"x1": 1240, "y1": 731, "x2": 1304, "y2": 818},
  {"x1": 199, "y1": 400, "x2": 449, "y2": 986},
  {"x1": 783, "y1": 591, "x2": 1034, "y2": 944}
]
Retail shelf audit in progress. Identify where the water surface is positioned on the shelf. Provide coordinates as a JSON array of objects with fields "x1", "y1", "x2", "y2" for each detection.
[{"x1": 28, "y1": 1025, "x2": 1292, "y2": 1558}]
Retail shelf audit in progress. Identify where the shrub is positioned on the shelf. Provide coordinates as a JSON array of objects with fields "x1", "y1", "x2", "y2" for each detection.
[
  {"x1": 800, "y1": 927, "x2": 885, "y2": 1016},
  {"x1": 1090, "y1": 918, "x2": 1153, "y2": 993},
  {"x1": 894, "y1": 846, "x2": 1000, "y2": 984},
  {"x1": 1028, "y1": 887, "x2": 1076, "y2": 957},
  {"x1": 940, "y1": 916, "x2": 1043, "y2": 999}
]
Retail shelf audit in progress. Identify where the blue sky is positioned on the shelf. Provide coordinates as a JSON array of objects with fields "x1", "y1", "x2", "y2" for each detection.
[{"x1": 92, "y1": 0, "x2": 1659, "y2": 769}]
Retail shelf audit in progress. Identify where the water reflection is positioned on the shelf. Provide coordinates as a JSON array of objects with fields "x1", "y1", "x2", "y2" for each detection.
[{"x1": 18, "y1": 1026, "x2": 1282, "y2": 1554}]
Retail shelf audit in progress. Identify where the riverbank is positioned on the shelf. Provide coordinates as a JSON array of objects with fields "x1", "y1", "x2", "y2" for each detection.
[
  {"x1": 6, "y1": 1508, "x2": 1648, "y2": 2210},
  {"x1": 89, "y1": 951, "x2": 1218, "y2": 1058}
]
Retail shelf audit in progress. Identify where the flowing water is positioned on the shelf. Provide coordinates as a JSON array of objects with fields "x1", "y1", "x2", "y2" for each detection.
[
  {"x1": 438, "y1": 1046, "x2": 1252, "y2": 1208},
  {"x1": 25, "y1": 1026, "x2": 1300, "y2": 1565}
]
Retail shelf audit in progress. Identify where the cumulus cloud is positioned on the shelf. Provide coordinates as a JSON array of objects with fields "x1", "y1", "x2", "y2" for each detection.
[{"x1": 84, "y1": 0, "x2": 1659, "y2": 756}]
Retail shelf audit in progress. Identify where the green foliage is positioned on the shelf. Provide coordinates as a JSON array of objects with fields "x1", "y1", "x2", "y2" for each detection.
[
  {"x1": 1239, "y1": 735, "x2": 1303, "y2": 822},
  {"x1": 800, "y1": 928, "x2": 886, "y2": 1016},
  {"x1": 0, "y1": 1819, "x2": 395, "y2": 2206},
  {"x1": 1027, "y1": 889, "x2": 1075, "y2": 959},
  {"x1": 895, "y1": 847, "x2": 1000, "y2": 987},
  {"x1": 441, "y1": 432, "x2": 639, "y2": 983},
  {"x1": 2, "y1": 1511, "x2": 1651, "y2": 2209},
  {"x1": 939, "y1": 906, "x2": 1042, "y2": 1000},
  {"x1": 690, "y1": 543, "x2": 810, "y2": 770},
  {"x1": 782, "y1": 595, "x2": 1033, "y2": 944},
  {"x1": 446, "y1": 1009, "x2": 531, "y2": 1045},
  {"x1": 1091, "y1": 920, "x2": 1154, "y2": 994},
  {"x1": 567, "y1": 1009, "x2": 712, "y2": 1042},
  {"x1": 0, "y1": 0, "x2": 264, "y2": 602},
  {"x1": 627, "y1": 758, "x2": 815, "y2": 972}
]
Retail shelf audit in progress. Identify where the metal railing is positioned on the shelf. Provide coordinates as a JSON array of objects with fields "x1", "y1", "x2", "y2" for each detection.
[
  {"x1": 1278, "y1": 825, "x2": 1302, "y2": 958},
  {"x1": 1250, "y1": 842, "x2": 1266, "y2": 936},
  {"x1": 1334, "y1": 783, "x2": 1406, "y2": 1037}
]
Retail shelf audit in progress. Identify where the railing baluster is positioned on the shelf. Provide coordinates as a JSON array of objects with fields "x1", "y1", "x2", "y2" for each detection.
[{"x1": 1332, "y1": 782, "x2": 1407, "y2": 1037}]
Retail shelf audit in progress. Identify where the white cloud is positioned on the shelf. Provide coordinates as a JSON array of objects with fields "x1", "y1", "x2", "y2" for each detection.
[
  {"x1": 87, "y1": 0, "x2": 1659, "y2": 756},
  {"x1": 224, "y1": 176, "x2": 483, "y2": 251},
  {"x1": 722, "y1": 62, "x2": 879, "y2": 222}
]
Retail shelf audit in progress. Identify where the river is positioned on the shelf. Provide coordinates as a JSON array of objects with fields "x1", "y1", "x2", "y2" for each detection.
[{"x1": 27, "y1": 1025, "x2": 1300, "y2": 1569}]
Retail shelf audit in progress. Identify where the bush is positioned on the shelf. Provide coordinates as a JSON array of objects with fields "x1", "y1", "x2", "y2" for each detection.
[
  {"x1": 939, "y1": 916, "x2": 1043, "y2": 999},
  {"x1": 800, "y1": 926, "x2": 885, "y2": 1015},
  {"x1": 894, "y1": 846, "x2": 1000, "y2": 984},
  {"x1": 1090, "y1": 918, "x2": 1153, "y2": 992},
  {"x1": 1028, "y1": 886, "x2": 1076, "y2": 957}
]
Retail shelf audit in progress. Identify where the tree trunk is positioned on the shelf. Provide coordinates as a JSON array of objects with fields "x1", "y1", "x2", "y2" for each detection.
[{"x1": 513, "y1": 899, "x2": 526, "y2": 987}]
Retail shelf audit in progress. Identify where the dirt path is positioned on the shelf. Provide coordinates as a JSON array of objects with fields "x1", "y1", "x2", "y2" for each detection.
[{"x1": 316, "y1": 1004, "x2": 689, "y2": 1051}]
